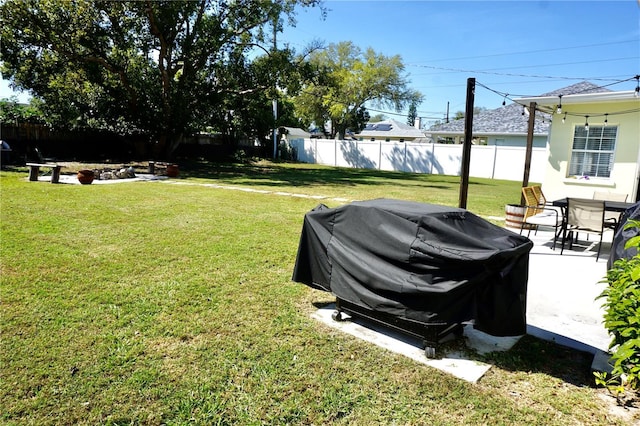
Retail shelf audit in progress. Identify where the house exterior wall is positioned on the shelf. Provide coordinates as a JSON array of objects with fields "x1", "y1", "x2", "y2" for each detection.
[
  {"x1": 488, "y1": 135, "x2": 547, "y2": 148},
  {"x1": 541, "y1": 100, "x2": 640, "y2": 202},
  {"x1": 428, "y1": 133, "x2": 547, "y2": 148}
]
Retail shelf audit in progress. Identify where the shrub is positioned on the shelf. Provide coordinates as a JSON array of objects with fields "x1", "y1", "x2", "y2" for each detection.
[{"x1": 596, "y1": 219, "x2": 640, "y2": 400}]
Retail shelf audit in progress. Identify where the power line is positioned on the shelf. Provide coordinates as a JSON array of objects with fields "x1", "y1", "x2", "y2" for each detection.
[
  {"x1": 475, "y1": 78, "x2": 640, "y2": 119},
  {"x1": 408, "y1": 60, "x2": 639, "y2": 81},
  {"x1": 408, "y1": 39, "x2": 639, "y2": 64},
  {"x1": 368, "y1": 75, "x2": 640, "y2": 122}
]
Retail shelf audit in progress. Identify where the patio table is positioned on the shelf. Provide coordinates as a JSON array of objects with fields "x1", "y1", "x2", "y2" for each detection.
[
  {"x1": 552, "y1": 198, "x2": 635, "y2": 237},
  {"x1": 551, "y1": 198, "x2": 634, "y2": 213}
]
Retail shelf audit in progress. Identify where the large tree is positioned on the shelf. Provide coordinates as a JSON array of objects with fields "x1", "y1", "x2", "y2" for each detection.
[
  {"x1": 0, "y1": 0, "x2": 321, "y2": 159},
  {"x1": 292, "y1": 41, "x2": 422, "y2": 139},
  {"x1": 407, "y1": 99, "x2": 418, "y2": 127}
]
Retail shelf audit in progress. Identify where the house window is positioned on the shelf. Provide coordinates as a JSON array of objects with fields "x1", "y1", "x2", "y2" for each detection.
[
  {"x1": 472, "y1": 137, "x2": 488, "y2": 146},
  {"x1": 568, "y1": 125, "x2": 617, "y2": 178},
  {"x1": 437, "y1": 136, "x2": 455, "y2": 144}
]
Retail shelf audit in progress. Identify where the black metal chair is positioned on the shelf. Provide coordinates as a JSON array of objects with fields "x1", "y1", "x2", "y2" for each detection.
[
  {"x1": 561, "y1": 198, "x2": 606, "y2": 261},
  {"x1": 593, "y1": 191, "x2": 629, "y2": 231}
]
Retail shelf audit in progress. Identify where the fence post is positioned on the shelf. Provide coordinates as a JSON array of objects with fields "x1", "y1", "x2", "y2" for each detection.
[{"x1": 492, "y1": 144, "x2": 498, "y2": 179}]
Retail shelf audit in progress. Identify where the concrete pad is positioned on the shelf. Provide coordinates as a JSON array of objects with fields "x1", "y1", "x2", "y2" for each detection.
[
  {"x1": 514, "y1": 226, "x2": 613, "y2": 354},
  {"x1": 41, "y1": 173, "x2": 168, "y2": 184},
  {"x1": 312, "y1": 304, "x2": 522, "y2": 383}
]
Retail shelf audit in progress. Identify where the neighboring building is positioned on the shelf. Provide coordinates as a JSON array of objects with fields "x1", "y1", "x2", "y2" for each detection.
[
  {"x1": 426, "y1": 103, "x2": 550, "y2": 147},
  {"x1": 426, "y1": 82, "x2": 612, "y2": 148},
  {"x1": 280, "y1": 126, "x2": 311, "y2": 143},
  {"x1": 515, "y1": 83, "x2": 640, "y2": 202},
  {"x1": 355, "y1": 119, "x2": 428, "y2": 142}
]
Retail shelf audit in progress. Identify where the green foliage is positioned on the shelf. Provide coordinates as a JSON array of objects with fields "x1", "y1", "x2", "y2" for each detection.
[
  {"x1": 292, "y1": 41, "x2": 422, "y2": 139},
  {"x1": 0, "y1": 97, "x2": 46, "y2": 123},
  {"x1": 0, "y1": 0, "x2": 322, "y2": 158},
  {"x1": 598, "y1": 219, "x2": 640, "y2": 396},
  {"x1": 407, "y1": 99, "x2": 418, "y2": 127}
]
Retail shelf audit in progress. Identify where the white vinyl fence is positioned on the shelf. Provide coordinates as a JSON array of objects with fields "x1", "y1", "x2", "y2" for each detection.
[{"x1": 288, "y1": 138, "x2": 547, "y2": 182}]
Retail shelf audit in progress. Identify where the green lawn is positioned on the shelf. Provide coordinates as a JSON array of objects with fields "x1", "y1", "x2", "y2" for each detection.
[{"x1": 1, "y1": 161, "x2": 632, "y2": 425}]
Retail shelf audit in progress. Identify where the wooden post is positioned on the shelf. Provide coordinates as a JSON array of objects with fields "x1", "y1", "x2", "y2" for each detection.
[
  {"x1": 520, "y1": 101, "x2": 536, "y2": 205},
  {"x1": 51, "y1": 166, "x2": 62, "y2": 183},
  {"x1": 458, "y1": 78, "x2": 475, "y2": 209},
  {"x1": 28, "y1": 165, "x2": 39, "y2": 181}
]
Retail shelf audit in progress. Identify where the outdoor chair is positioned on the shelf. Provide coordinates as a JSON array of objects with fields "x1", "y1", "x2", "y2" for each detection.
[
  {"x1": 561, "y1": 198, "x2": 606, "y2": 261},
  {"x1": 531, "y1": 185, "x2": 553, "y2": 207},
  {"x1": 520, "y1": 186, "x2": 563, "y2": 250},
  {"x1": 593, "y1": 191, "x2": 629, "y2": 231}
]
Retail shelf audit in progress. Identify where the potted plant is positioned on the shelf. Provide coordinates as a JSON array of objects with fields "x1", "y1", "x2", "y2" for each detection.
[
  {"x1": 166, "y1": 164, "x2": 179, "y2": 177},
  {"x1": 77, "y1": 169, "x2": 95, "y2": 184}
]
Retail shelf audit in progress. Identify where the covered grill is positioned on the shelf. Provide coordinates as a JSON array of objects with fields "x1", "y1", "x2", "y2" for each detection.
[{"x1": 292, "y1": 199, "x2": 533, "y2": 356}]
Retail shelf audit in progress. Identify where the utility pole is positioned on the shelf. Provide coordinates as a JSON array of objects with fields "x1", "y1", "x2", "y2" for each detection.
[
  {"x1": 458, "y1": 78, "x2": 475, "y2": 209},
  {"x1": 272, "y1": 16, "x2": 278, "y2": 160}
]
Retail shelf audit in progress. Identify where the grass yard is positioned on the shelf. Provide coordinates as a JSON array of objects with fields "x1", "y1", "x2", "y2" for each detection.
[{"x1": 1, "y1": 160, "x2": 634, "y2": 425}]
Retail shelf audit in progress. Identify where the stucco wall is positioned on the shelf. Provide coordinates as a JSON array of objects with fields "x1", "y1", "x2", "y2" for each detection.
[{"x1": 541, "y1": 100, "x2": 640, "y2": 202}]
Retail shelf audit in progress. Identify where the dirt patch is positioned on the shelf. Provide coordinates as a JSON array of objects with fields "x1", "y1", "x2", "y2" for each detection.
[{"x1": 596, "y1": 390, "x2": 640, "y2": 424}]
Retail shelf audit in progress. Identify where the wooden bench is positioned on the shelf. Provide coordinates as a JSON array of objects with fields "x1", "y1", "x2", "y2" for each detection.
[{"x1": 26, "y1": 163, "x2": 63, "y2": 184}]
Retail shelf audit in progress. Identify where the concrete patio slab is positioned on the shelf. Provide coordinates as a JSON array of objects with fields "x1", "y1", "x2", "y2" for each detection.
[
  {"x1": 311, "y1": 225, "x2": 616, "y2": 382},
  {"x1": 311, "y1": 305, "x2": 514, "y2": 383},
  {"x1": 39, "y1": 173, "x2": 168, "y2": 184}
]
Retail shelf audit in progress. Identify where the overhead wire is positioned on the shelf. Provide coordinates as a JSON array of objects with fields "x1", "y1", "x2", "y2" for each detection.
[
  {"x1": 366, "y1": 75, "x2": 640, "y2": 123},
  {"x1": 408, "y1": 39, "x2": 639, "y2": 64},
  {"x1": 475, "y1": 76, "x2": 640, "y2": 120}
]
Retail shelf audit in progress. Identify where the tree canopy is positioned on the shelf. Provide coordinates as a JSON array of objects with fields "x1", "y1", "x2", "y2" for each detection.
[
  {"x1": 292, "y1": 41, "x2": 422, "y2": 139},
  {"x1": 0, "y1": 0, "x2": 321, "y2": 159}
]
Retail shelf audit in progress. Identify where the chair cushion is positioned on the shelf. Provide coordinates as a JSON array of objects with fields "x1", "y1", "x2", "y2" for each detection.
[{"x1": 525, "y1": 210, "x2": 562, "y2": 227}]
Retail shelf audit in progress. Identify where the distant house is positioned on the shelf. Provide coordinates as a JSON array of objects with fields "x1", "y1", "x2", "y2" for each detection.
[
  {"x1": 426, "y1": 82, "x2": 613, "y2": 148},
  {"x1": 280, "y1": 126, "x2": 311, "y2": 143},
  {"x1": 426, "y1": 103, "x2": 550, "y2": 147},
  {"x1": 515, "y1": 82, "x2": 640, "y2": 202},
  {"x1": 355, "y1": 119, "x2": 428, "y2": 142}
]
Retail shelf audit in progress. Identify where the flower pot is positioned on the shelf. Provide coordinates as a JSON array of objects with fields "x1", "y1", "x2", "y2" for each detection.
[
  {"x1": 77, "y1": 169, "x2": 95, "y2": 185},
  {"x1": 166, "y1": 164, "x2": 179, "y2": 177}
]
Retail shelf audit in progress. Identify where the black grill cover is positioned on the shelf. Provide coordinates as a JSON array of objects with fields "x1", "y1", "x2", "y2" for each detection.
[
  {"x1": 608, "y1": 201, "x2": 640, "y2": 270},
  {"x1": 292, "y1": 199, "x2": 534, "y2": 336}
]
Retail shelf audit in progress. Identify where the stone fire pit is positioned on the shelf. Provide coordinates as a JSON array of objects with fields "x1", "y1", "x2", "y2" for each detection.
[{"x1": 91, "y1": 166, "x2": 137, "y2": 181}]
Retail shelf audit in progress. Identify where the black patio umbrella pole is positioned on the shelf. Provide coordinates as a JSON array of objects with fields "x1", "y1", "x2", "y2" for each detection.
[
  {"x1": 520, "y1": 101, "x2": 537, "y2": 206},
  {"x1": 459, "y1": 77, "x2": 475, "y2": 209}
]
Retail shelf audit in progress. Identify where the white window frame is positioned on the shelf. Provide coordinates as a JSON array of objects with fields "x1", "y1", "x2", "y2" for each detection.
[{"x1": 568, "y1": 125, "x2": 617, "y2": 179}]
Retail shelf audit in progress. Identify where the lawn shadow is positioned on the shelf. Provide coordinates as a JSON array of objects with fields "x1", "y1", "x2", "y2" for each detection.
[
  {"x1": 452, "y1": 331, "x2": 597, "y2": 388},
  {"x1": 177, "y1": 159, "x2": 493, "y2": 191}
]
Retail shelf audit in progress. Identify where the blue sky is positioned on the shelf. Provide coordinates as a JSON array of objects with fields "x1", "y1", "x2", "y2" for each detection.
[
  {"x1": 2, "y1": 0, "x2": 638, "y2": 126},
  {"x1": 279, "y1": 0, "x2": 640, "y2": 125}
]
